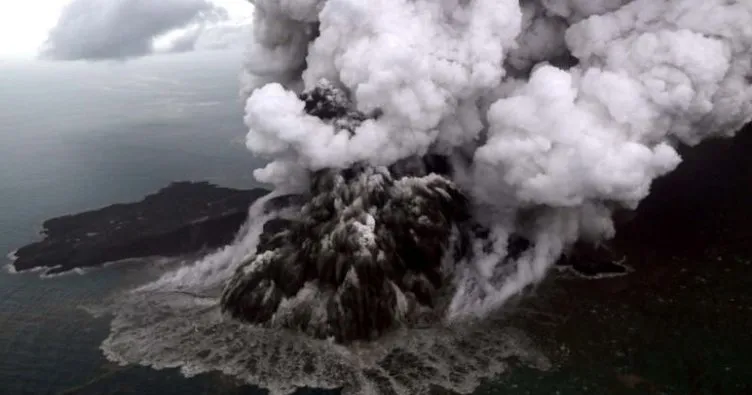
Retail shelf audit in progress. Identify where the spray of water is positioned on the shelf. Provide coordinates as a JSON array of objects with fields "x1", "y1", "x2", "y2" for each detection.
[{"x1": 100, "y1": 193, "x2": 550, "y2": 394}]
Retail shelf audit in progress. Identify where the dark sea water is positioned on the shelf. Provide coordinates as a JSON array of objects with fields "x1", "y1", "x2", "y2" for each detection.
[
  {"x1": 5, "y1": 51, "x2": 747, "y2": 395},
  {"x1": 0, "y1": 52, "x2": 553, "y2": 395},
  {"x1": 0, "y1": 52, "x2": 273, "y2": 395},
  {"x1": 0, "y1": 52, "x2": 541, "y2": 395}
]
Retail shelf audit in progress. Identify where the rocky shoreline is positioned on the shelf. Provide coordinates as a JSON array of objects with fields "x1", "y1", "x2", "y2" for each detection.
[{"x1": 9, "y1": 181, "x2": 270, "y2": 275}]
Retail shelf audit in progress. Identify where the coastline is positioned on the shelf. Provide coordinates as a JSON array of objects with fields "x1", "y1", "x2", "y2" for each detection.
[{"x1": 8, "y1": 181, "x2": 270, "y2": 275}]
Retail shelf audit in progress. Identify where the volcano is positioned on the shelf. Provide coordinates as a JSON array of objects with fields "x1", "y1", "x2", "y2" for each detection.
[{"x1": 221, "y1": 82, "x2": 478, "y2": 342}]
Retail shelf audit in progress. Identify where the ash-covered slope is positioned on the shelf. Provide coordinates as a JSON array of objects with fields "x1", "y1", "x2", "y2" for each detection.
[
  {"x1": 221, "y1": 83, "x2": 474, "y2": 342},
  {"x1": 11, "y1": 182, "x2": 268, "y2": 275}
]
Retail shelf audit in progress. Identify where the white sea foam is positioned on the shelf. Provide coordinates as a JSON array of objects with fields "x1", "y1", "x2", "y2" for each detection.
[
  {"x1": 97, "y1": 194, "x2": 549, "y2": 394},
  {"x1": 554, "y1": 258, "x2": 634, "y2": 280},
  {"x1": 101, "y1": 288, "x2": 549, "y2": 395}
]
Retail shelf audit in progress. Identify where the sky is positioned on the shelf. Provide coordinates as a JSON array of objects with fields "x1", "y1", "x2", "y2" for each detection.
[{"x1": 0, "y1": 0, "x2": 254, "y2": 60}]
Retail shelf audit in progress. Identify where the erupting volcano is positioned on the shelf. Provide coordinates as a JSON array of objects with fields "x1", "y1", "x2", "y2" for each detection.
[
  {"x1": 221, "y1": 82, "x2": 478, "y2": 341},
  {"x1": 218, "y1": 0, "x2": 752, "y2": 341},
  {"x1": 98, "y1": 0, "x2": 752, "y2": 393}
]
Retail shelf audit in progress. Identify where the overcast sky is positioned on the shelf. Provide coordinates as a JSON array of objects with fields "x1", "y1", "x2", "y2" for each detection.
[{"x1": 0, "y1": 0, "x2": 253, "y2": 60}]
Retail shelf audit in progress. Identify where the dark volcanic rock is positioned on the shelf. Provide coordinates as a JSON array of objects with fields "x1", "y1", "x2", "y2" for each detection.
[
  {"x1": 221, "y1": 164, "x2": 471, "y2": 343},
  {"x1": 220, "y1": 81, "x2": 473, "y2": 343},
  {"x1": 10, "y1": 181, "x2": 270, "y2": 274}
]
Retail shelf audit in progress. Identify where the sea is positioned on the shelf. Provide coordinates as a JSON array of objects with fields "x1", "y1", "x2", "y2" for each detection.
[
  {"x1": 3, "y1": 48, "x2": 751, "y2": 395},
  {"x1": 0, "y1": 50, "x2": 274, "y2": 395},
  {"x1": 0, "y1": 49, "x2": 559, "y2": 395},
  {"x1": 1, "y1": 51, "x2": 548, "y2": 395}
]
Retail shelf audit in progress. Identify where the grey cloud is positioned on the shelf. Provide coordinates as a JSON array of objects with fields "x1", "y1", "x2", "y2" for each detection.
[
  {"x1": 166, "y1": 22, "x2": 249, "y2": 54},
  {"x1": 41, "y1": 0, "x2": 227, "y2": 61}
]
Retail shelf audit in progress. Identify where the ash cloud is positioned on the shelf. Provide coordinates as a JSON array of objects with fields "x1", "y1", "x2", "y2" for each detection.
[
  {"x1": 240, "y1": 0, "x2": 752, "y2": 320},
  {"x1": 41, "y1": 0, "x2": 233, "y2": 61},
  {"x1": 96, "y1": 0, "x2": 752, "y2": 392}
]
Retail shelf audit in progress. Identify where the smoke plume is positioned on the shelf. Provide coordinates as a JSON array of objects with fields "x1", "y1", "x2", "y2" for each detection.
[
  {"x1": 235, "y1": 0, "x2": 752, "y2": 325},
  {"x1": 98, "y1": 1, "x2": 752, "y2": 392}
]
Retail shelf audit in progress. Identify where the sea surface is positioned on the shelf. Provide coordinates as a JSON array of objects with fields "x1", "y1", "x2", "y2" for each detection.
[
  {"x1": 3, "y1": 52, "x2": 750, "y2": 395},
  {"x1": 0, "y1": 51, "x2": 552, "y2": 395},
  {"x1": 0, "y1": 51, "x2": 274, "y2": 395},
  {"x1": 0, "y1": 52, "x2": 541, "y2": 395}
]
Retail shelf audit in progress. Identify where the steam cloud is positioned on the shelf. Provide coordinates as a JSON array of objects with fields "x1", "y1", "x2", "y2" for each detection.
[
  {"x1": 97, "y1": 0, "x2": 752, "y2": 392},
  {"x1": 235, "y1": 0, "x2": 752, "y2": 324}
]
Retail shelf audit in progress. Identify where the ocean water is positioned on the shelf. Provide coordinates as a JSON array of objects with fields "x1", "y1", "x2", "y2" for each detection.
[
  {"x1": 0, "y1": 51, "x2": 272, "y2": 395},
  {"x1": 0, "y1": 52, "x2": 549, "y2": 395}
]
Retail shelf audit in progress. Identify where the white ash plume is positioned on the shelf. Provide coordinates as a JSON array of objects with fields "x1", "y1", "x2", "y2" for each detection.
[
  {"x1": 93, "y1": 1, "x2": 752, "y2": 393},
  {"x1": 237, "y1": 0, "x2": 752, "y2": 324},
  {"x1": 223, "y1": 85, "x2": 473, "y2": 341}
]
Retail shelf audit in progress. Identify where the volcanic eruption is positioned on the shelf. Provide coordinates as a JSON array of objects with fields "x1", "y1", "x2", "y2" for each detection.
[
  {"x1": 220, "y1": 81, "x2": 472, "y2": 341},
  {"x1": 219, "y1": 0, "x2": 752, "y2": 341},
  {"x1": 95, "y1": 0, "x2": 752, "y2": 392}
]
